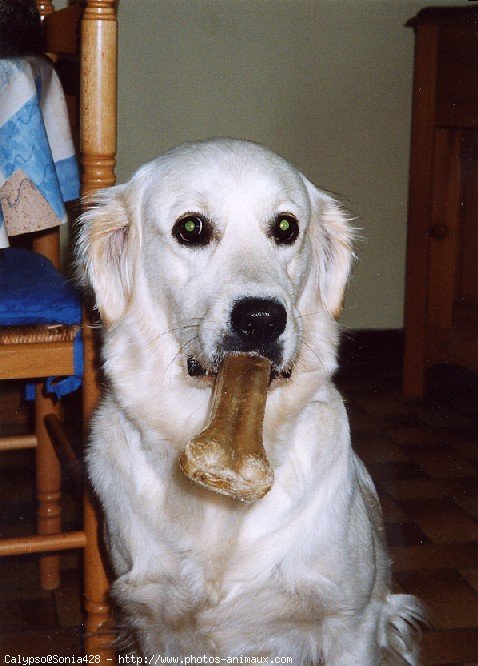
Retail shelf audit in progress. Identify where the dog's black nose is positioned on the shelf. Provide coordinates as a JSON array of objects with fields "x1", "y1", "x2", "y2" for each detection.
[{"x1": 231, "y1": 298, "x2": 287, "y2": 346}]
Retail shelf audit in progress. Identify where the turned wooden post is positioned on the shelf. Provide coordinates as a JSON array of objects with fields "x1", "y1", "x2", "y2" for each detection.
[
  {"x1": 80, "y1": 1, "x2": 117, "y2": 660},
  {"x1": 33, "y1": 0, "x2": 62, "y2": 592},
  {"x1": 35, "y1": 385, "x2": 62, "y2": 590},
  {"x1": 81, "y1": 0, "x2": 117, "y2": 194}
]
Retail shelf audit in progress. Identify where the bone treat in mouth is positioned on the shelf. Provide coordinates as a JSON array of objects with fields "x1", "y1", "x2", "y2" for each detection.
[{"x1": 179, "y1": 353, "x2": 273, "y2": 502}]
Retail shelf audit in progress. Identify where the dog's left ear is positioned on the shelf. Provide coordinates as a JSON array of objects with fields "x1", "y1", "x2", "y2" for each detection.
[{"x1": 301, "y1": 176, "x2": 354, "y2": 318}]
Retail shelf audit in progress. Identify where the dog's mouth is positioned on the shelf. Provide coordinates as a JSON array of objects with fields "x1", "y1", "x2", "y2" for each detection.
[{"x1": 187, "y1": 356, "x2": 292, "y2": 381}]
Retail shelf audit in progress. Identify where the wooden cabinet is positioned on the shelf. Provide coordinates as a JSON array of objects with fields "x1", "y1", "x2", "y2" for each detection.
[{"x1": 403, "y1": 7, "x2": 478, "y2": 398}]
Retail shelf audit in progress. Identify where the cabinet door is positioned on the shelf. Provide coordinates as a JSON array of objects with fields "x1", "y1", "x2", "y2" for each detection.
[{"x1": 427, "y1": 129, "x2": 478, "y2": 370}]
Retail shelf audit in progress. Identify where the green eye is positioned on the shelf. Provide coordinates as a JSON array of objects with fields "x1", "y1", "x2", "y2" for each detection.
[
  {"x1": 184, "y1": 219, "x2": 197, "y2": 233},
  {"x1": 173, "y1": 215, "x2": 212, "y2": 246},
  {"x1": 272, "y1": 214, "x2": 299, "y2": 245}
]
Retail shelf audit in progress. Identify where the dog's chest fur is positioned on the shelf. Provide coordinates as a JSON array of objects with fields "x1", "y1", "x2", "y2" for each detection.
[
  {"x1": 92, "y1": 390, "x2": 360, "y2": 658},
  {"x1": 112, "y1": 484, "x2": 347, "y2": 658}
]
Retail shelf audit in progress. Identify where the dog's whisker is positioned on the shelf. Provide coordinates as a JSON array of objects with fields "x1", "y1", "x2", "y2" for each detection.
[
  {"x1": 301, "y1": 337, "x2": 329, "y2": 375},
  {"x1": 138, "y1": 318, "x2": 221, "y2": 355},
  {"x1": 161, "y1": 334, "x2": 199, "y2": 388},
  {"x1": 294, "y1": 310, "x2": 325, "y2": 320},
  {"x1": 82, "y1": 321, "x2": 103, "y2": 331},
  {"x1": 141, "y1": 324, "x2": 201, "y2": 352}
]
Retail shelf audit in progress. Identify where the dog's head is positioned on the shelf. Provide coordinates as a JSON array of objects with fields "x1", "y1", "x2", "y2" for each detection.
[{"x1": 78, "y1": 139, "x2": 353, "y2": 386}]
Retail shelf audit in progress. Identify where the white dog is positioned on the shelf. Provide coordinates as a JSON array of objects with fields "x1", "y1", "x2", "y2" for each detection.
[{"x1": 78, "y1": 139, "x2": 422, "y2": 663}]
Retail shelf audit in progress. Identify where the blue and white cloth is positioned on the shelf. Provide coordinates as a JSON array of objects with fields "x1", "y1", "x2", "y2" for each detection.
[{"x1": 0, "y1": 56, "x2": 80, "y2": 247}]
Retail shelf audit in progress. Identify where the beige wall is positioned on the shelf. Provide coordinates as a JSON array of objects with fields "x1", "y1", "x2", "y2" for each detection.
[{"x1": 113, "y1": 0, "x2": 468, "y2": 330}]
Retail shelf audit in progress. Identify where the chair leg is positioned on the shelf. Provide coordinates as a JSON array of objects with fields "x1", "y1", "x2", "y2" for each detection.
[
  {"x1": 84, "y1": 487, "x2": 116, "y2": 662},
  {"x1": 35, "y1": 383, "x2": 62, "y2": 591}
]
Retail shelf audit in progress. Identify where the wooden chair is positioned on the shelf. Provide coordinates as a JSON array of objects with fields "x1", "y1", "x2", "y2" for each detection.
[{"x1": 0, "y1": 1, "x2": 117, "y2": 659}]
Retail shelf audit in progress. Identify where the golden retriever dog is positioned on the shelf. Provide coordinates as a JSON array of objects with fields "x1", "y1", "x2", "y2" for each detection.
[{"x1": 77, "y1": 139, "x2": 422, "y2": 663}]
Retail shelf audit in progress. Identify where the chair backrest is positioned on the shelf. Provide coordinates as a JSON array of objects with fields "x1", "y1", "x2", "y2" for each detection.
[
  {"x1": 34, "y1": 3, "x2": 82, "y2": 267},
  {"x1": 12, "y1": 1, "x2": 117, "y2": 270},
  {"x1": 40, "y1": 1, "x2": 118, "y2": 198},
  {"x1": 42, "y1": 4, "x2": 82, "y2": 134},
  {"x1": 32, "y1": 0, "x2": 117, "y2": 422}
]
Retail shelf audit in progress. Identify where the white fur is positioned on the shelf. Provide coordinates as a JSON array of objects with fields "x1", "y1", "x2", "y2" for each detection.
[{"x1": 77, "y1": 139, "x2": 423, "y2": 663}]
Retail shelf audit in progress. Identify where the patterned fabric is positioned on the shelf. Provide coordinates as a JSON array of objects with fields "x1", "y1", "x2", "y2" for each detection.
[{"x1": 0, "y1": 56, "x2": 80, "y2": 247}]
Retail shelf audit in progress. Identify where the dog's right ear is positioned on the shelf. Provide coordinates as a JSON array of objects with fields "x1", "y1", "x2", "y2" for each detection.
[{"x1": 76, "y1": 184, "x2": 137, "y2": 326}]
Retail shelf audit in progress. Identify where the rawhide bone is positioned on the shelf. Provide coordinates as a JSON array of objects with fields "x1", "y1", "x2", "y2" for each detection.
[{"x1": 179, "y1": 353, "x2": 273, "y2": 502}]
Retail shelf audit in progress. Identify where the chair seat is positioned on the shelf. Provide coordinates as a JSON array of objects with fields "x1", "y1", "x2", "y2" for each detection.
[
  {"x1": 0, "y1": 248, "x2": 81, "y2": 326},
  {"x1": 0, "y1": 324, "x2": 80, "y2": 344}
]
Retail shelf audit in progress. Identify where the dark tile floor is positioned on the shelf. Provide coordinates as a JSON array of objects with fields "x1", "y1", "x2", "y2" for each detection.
[{"x1": 1, "y1": 346, "x2": 477, "y2": 664}]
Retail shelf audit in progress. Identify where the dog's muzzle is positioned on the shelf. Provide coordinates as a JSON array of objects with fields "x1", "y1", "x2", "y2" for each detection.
[{"x1": 188, "y1": 297, "x2": 291, "y2": 379}]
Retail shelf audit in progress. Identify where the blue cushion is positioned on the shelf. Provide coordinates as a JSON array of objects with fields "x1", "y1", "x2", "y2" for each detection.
[{"x1": 0, "y1": 247, "x2": 81, "y2": 326}]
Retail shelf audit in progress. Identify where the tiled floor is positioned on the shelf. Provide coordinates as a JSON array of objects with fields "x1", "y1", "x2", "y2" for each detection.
[{"x1": 1, "y1": 351, "x2": 477, "y2": 664}]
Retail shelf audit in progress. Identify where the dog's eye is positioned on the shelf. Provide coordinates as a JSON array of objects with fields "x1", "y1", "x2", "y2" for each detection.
[
  {"x1": 272, "y1": 214, "x2": 299, "y2": 245},
  {"x1": 173, "y1": 215, "x2": 211, "y2": 246}
]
